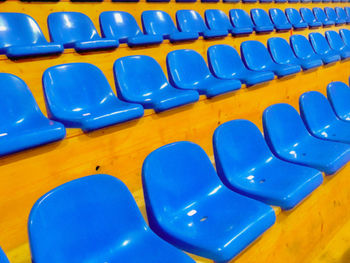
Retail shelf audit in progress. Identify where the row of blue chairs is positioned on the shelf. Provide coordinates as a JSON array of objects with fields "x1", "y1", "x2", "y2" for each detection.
[
  {"x1": 1, "y1": 30, "x2": 349, "y2": 156},
  {"x1": 1, "y1": 7, "x2": 349, "y2": 58},
  {"x1": 24, "y1": 87, "x2": 350, "y2": 262}
]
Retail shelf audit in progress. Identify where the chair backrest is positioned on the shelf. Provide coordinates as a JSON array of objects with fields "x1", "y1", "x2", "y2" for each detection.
[
  {"x1": 345, "y1": 7, "x2": 350, "y2": 18},
  {"x1": 48, "y1": 12, "x2": 101, "y2": 47},
  {"x1": 313, "y1": 7, "x2": 329, "y2": 23},
  {"x1": 251, "y1": 9, "x2": 274, "y2": 28},
  {"x1": 267, "y1": 37, "x2": 297, "y2": 64},
  {"x1": 339, "y1": 29, "x2": 350, "y2": 46},
  {"x1": 29, "y1": 174, "x2": 149, "y2": 263},
  {"x1": 327, "y1": 81, "x2": 350, "y2": 121},
  {"x1": 114, "y1": 55, "x2": 170, "y2": 102},
  {"x1": 290, "y1": 34, "x2": 318, "y2": 59},
  {"x1": 142, "y1": 141, "x2": 223, "y2": 218},
  {"x1": 309, "y1": 32, "x2": 332, "y2": 54},
  {"x1": 269, "y1": 8, "x2": 291, "y2": 27},
  {"x1": 0, "y1": 13, "x2": 49, "y2": 53},
  {"x1": 42, "y1": 63, "x2": 118, "y2": 118},
  {"x1": 300, "y1": 8, "x2": 318, "y2": 23},
  {"x1": 229, "y1": 9, "x2": 254, "y2": 29},
  {"x1": 142, "y1": 10, "x2": 178, "y2": 37},
  {"x1": 207, "y1": 44, "x2": 246, "y2": 78},
  {"x1": 335, "y1": 7, "x2": 348, "y2": 21},
  {"x1": 205, "y1": 9, "x2": 233, "y2": 32},
  {"x1": 285, "y1": 8, "x2": 305, "y2": 26},
  {"x1": 324, "y1": 7, "x2": 338, "y2": 22},
  {"x1": 100, "y1": 11, "x2": 143, "y2": 42},
  {"x1": 241, "y1": 41, "x2": 274, "y2": 71},
  {"x1": 0, "y1": 247, "x2": 9, "y2": 263},
  {"x1": 176, "y1": 10, "x2": 208, "y2": 34},
  {"x1": 325, "y1": 30, "x2": 346, "y2": 50}
]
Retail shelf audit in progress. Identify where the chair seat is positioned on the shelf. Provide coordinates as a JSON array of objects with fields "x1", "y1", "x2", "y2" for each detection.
[
  {"x1": 271, "y1": 63, "x2": 301, "y2": 77},
  {"x1": 309, "y1": 21, "x2": 323, "y2": 28},
  {"x1": 275, "y1": 24, "x2": 292, "y2": 31},
  {"x1": 255, "y1": 25, "x2": 274, "y2": 33},
  {"x1": 322, "y1": 20, "x2": 335, "y2": 26},
  {"x1": 5, "y1": 43, "x2": 63, "y2": 59},
  {"x1": 127, "y1": 34, "x2": 163, "y2": 47},
  {"x1": 73, "y1": 39, "x2": 119, "y2": 52},
  {"x1": 297, "y1": 57, "x2": 323, "y2": 70},
  {"x1": 231, "y1": 27, "x2": 253, "y2": 35},
  {"x1": 169, "y1": 32, "x2": 199, "y2": 42},
  {"x1": 237, "y1": 69, "x2": 275, "y2": 86},
  {"x1": 202, "y1": 29, "x2": 228, "y2": 39},
  {"x1": 319, "y1": 50, "x2": 341, "y2": 64},
  {"x1": 334, "y1": 19, "x2": 346, "y2": 25},
  {"x1": 153, "y1": 88, "x2": 199, "y2": 112},
  {"x1": 292, "y1": 22, "x2": 308, "y2": 29},
  {"x1": 338, "y1": 47, "x2": 350, "y2": 59}
]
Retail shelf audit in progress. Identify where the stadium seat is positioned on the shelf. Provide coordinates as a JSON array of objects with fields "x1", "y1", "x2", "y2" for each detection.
[
  {"x1": 207, "y1": 44, "x2": 275, "y2": 86},
  {"x1": 263, "y1": 103, "x2": 350, "y2": 175},
  {"x1": 0, "y1": 13, "x2": 63, "y2": 59},
  {"x1": 250, "y1": 9, "x2": 275, "y2": 33},
  {"x1": 268, "y1": 37, "x2": 323, "y2": 70},
  {"x1": 309, "y1": 33, "x2": 341, "y2": 64},
  {"x1": 300, "y1": 91, "x2": 350, "y2": 144},
  {"x1": 285, "y1": 8, "x2": 308, "y2": 30},
  {"x1": 114, "y1": 55, "x2": 199, "y2": 112},
  {"x1": 325, "y1": 7, "x2": 346, "y2": 25},
  {"x1": 241, "y1": 41, "x2": 301, "y2": 78},
  {"x1": 300, "y1": 8, "x2": 323, "y2": 28},
  {"x1": 335, "y1": 7, "x2": 350, "y2": 24},
  {"x1": 327, "y1": 81, "x2": 350, "y2": 121},
  {"x1": 100, "y1": 11, "x2": 163, "y2": 47},
  {"x1": 28, "y1": 174, "x2": 195, "y2": 263},
  {"x1": 0, "y1": 73, "x2": 66, "y2": 156},
  {"x1": 42, "y1": 63, "x2": 144, "y2": 132},
  {"x1": 346, "y1": 7, "x2": 350, "y2": 19},
  {"x1": 48, "y1": 12, "x2": 118, "y2": 52},
  {"x1": 205, "y1": 9, "x2": 234, "y2": 35},
  {"x1": 325, "y1": 31, "x2": 350, "y2": 59},
  {"x1": 313, "y1": 8, "x2": 335, "y2": 26},
  {"x1": 167, "y1": 49, "x2": 241, "y2": 98},
  {"x1": 340, "y1": 29, "x2": 350, "y2": 46},
  {"x1": 290, "y1": 35, "x2": 324, "y2": 67},
  {"x1": 142, "y1": 141, "x2": 276, "y2": 262},
  {"x1": 213, "y1": 119, "x2": 323, "y2": 210},
  {"x1": 269, "y1": 9, "x2": 292, "y2": 31},
  {"x1": 229, "y1": 9, "x2": 254, "y2": 35},
  {"x1": 0, "y1": 247, "x2": 9, "y2": 263},
  {"x1": 176, "y1": 10, "x2": 228, "y2": 39},
  {"x1": 142, "y1": 11, "x2": 198, "y2": 43}
]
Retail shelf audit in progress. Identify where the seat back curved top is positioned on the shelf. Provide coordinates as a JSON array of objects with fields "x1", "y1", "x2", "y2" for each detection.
[
  {"x1": 229, "y1": 9, "x2": 254, "y2": 35},
  {"x1": 142, "y1": 141, "x2": 275, "y2": 262},
  {"x1": 300, "y1": 8, "x2": 322, "y2": 28},
  {"x1": 285, "y1": 8, "x2": 308, "y2": 29},
  {"x1": 267, "y1": 37, "x2": 300, "y2": 65},
  {"x1": 42, "y1": 63, "x2": 144, "y2": 132},
  {"x1": 309, "y1": 32, "x2": 341, "y2": 63},
  {"x1": 166, "y1": 49, "x2": 241, "y2": 97},
  {"x1": 263, "y1": 103, "x2": 350, "y2": 175},
  {"x1": 269, "y1": 8, "x2": 292, "y2": 31},
  {"x1": 327, "y1": 81, "x2": 350, "y2": 121},
  {"x1": 48, "y1": 12, "x2": 118, "y2": 51},
  {"x1": 335, "y1": 7, "x2": 350, "y2": 24},
  {"x1": 313, "y1": 7, "x2": 335, "y2": 26},
  {"x1": 114, "y1": 55, "x2": 199, "y2": 112},
  {"x1": 0, "y1": 247, "x2": 9, "y2": 263},
  {"x1": 325, "y1": 7, "x2": 346, "y2": 25},
  {"x1": 325, "y1": 30, "x2": 350, "y2": 58},
  {"x1": 0, "y1": 13, "x2": 63, "y2": 58},
  {"x1": 0, "y1": 73, "x2": 65, "y2": 156},
  {"x1": 290, "y1": 34, "x2": 322, "y2": 62},
  {"x1": 28, "y1": 174, "x2": 195, "y2": 263},
  {"x1": 340, "y1": 29, "x2": 350, "y2": 46},
  {"x1": 250, "y1": 9, "x2": 274, "y2": 33},
  {"x1": 205, "y1": 9, "x2": 233, "y2": 33},
  {"x1": 213, "y1": 119, "x2": 323, "y2": 210}
]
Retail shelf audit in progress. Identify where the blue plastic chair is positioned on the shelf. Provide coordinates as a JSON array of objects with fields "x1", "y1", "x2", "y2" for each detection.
[
  {"x1": 268, "y1": 37, "x2": 322, "y2": 70},
  {"x1": 213, "y1": 119, "x2": 323, "y2": 210},
  {"x1": 309, "y1": 33, "x2": 341, "y2": 64},
  {"x1": 0, "y1": 13, "x2": 63, "y2": 59},
  {"x1": 300, "y1": 8, "x2": 323, "y2": 28},
  {"x1": 327, "y1": 81, "x2": 350, "y2": 121},
  {"x1": 313, "y1": 8, "x2": 335, "y2": 26},
  {"x1": 0, "y1": 247, "x2": 9, "y2": 263},
  {"x1": 208, "y1": 44, "x2": 275, "y2": 86},
  {"x1": 29, "y1": 174, "x2": 195, "y2": 263},
  {"x1": 42, "y1": 63, "x2": 144, "y2": 132},
  {"x1": 142, "y1": 141, "x2": 276, "y2": 262},
  {"x1": 269, "y1": 9, "x2": 292, "y2": 31},
  {"x1": 340, "y1": 29, "x2": 350, "y2": 47},
  {"x1": 114, "y1": 55, "x2": 199, "y2": 112},
  {"x1": 285, "y1": 8, "x2": 308, "y2": 30},
  {"x1": 263, "y1": 103, "x2": 350, "y2": 175},
  {"x1": 229, "y1": 9, "x2": 254, "y2": 35},
  {"x1": 100, "y1": 11, "x2": 163, "y2": 47},
  {"x1": 250, "y1": 9, "x2": 275, "y2": 33},
  {"x1": 176, "y1": 10, "x2": 228, "y2": 39},
  {"x1": 325, "y1": 31, "x2": 350, "y2": 59},
  {"x1": 167, "y1": 49, "x2": 241, "y2": 98},
  {"x1": 335, "y1": 7, "x2": 350, "y2": 24},
  {"x1": 325, "y1": 7, "x2": 346, "y2": 25},
  {"x1": 300, "y1": 91, "x2": 350, "y2": 144},
  {"x1": 142, "y1": 11, "x2": 198, "y2": 43},
  {"x1": 290, "y1": 35, "x2": 324, "y2": 67},
  {"x1": 241, "y1": 41, "x2": 301, "y2": 78},
  {"x1": 0, "y1": 73, "x2": 65, "y2": 156},
  {"x1": 48, "y1": 12, "x2": 118, "y2": 52},
  {"x1": 205, "y1": 10, "x2": 234, "y2": 35}
]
